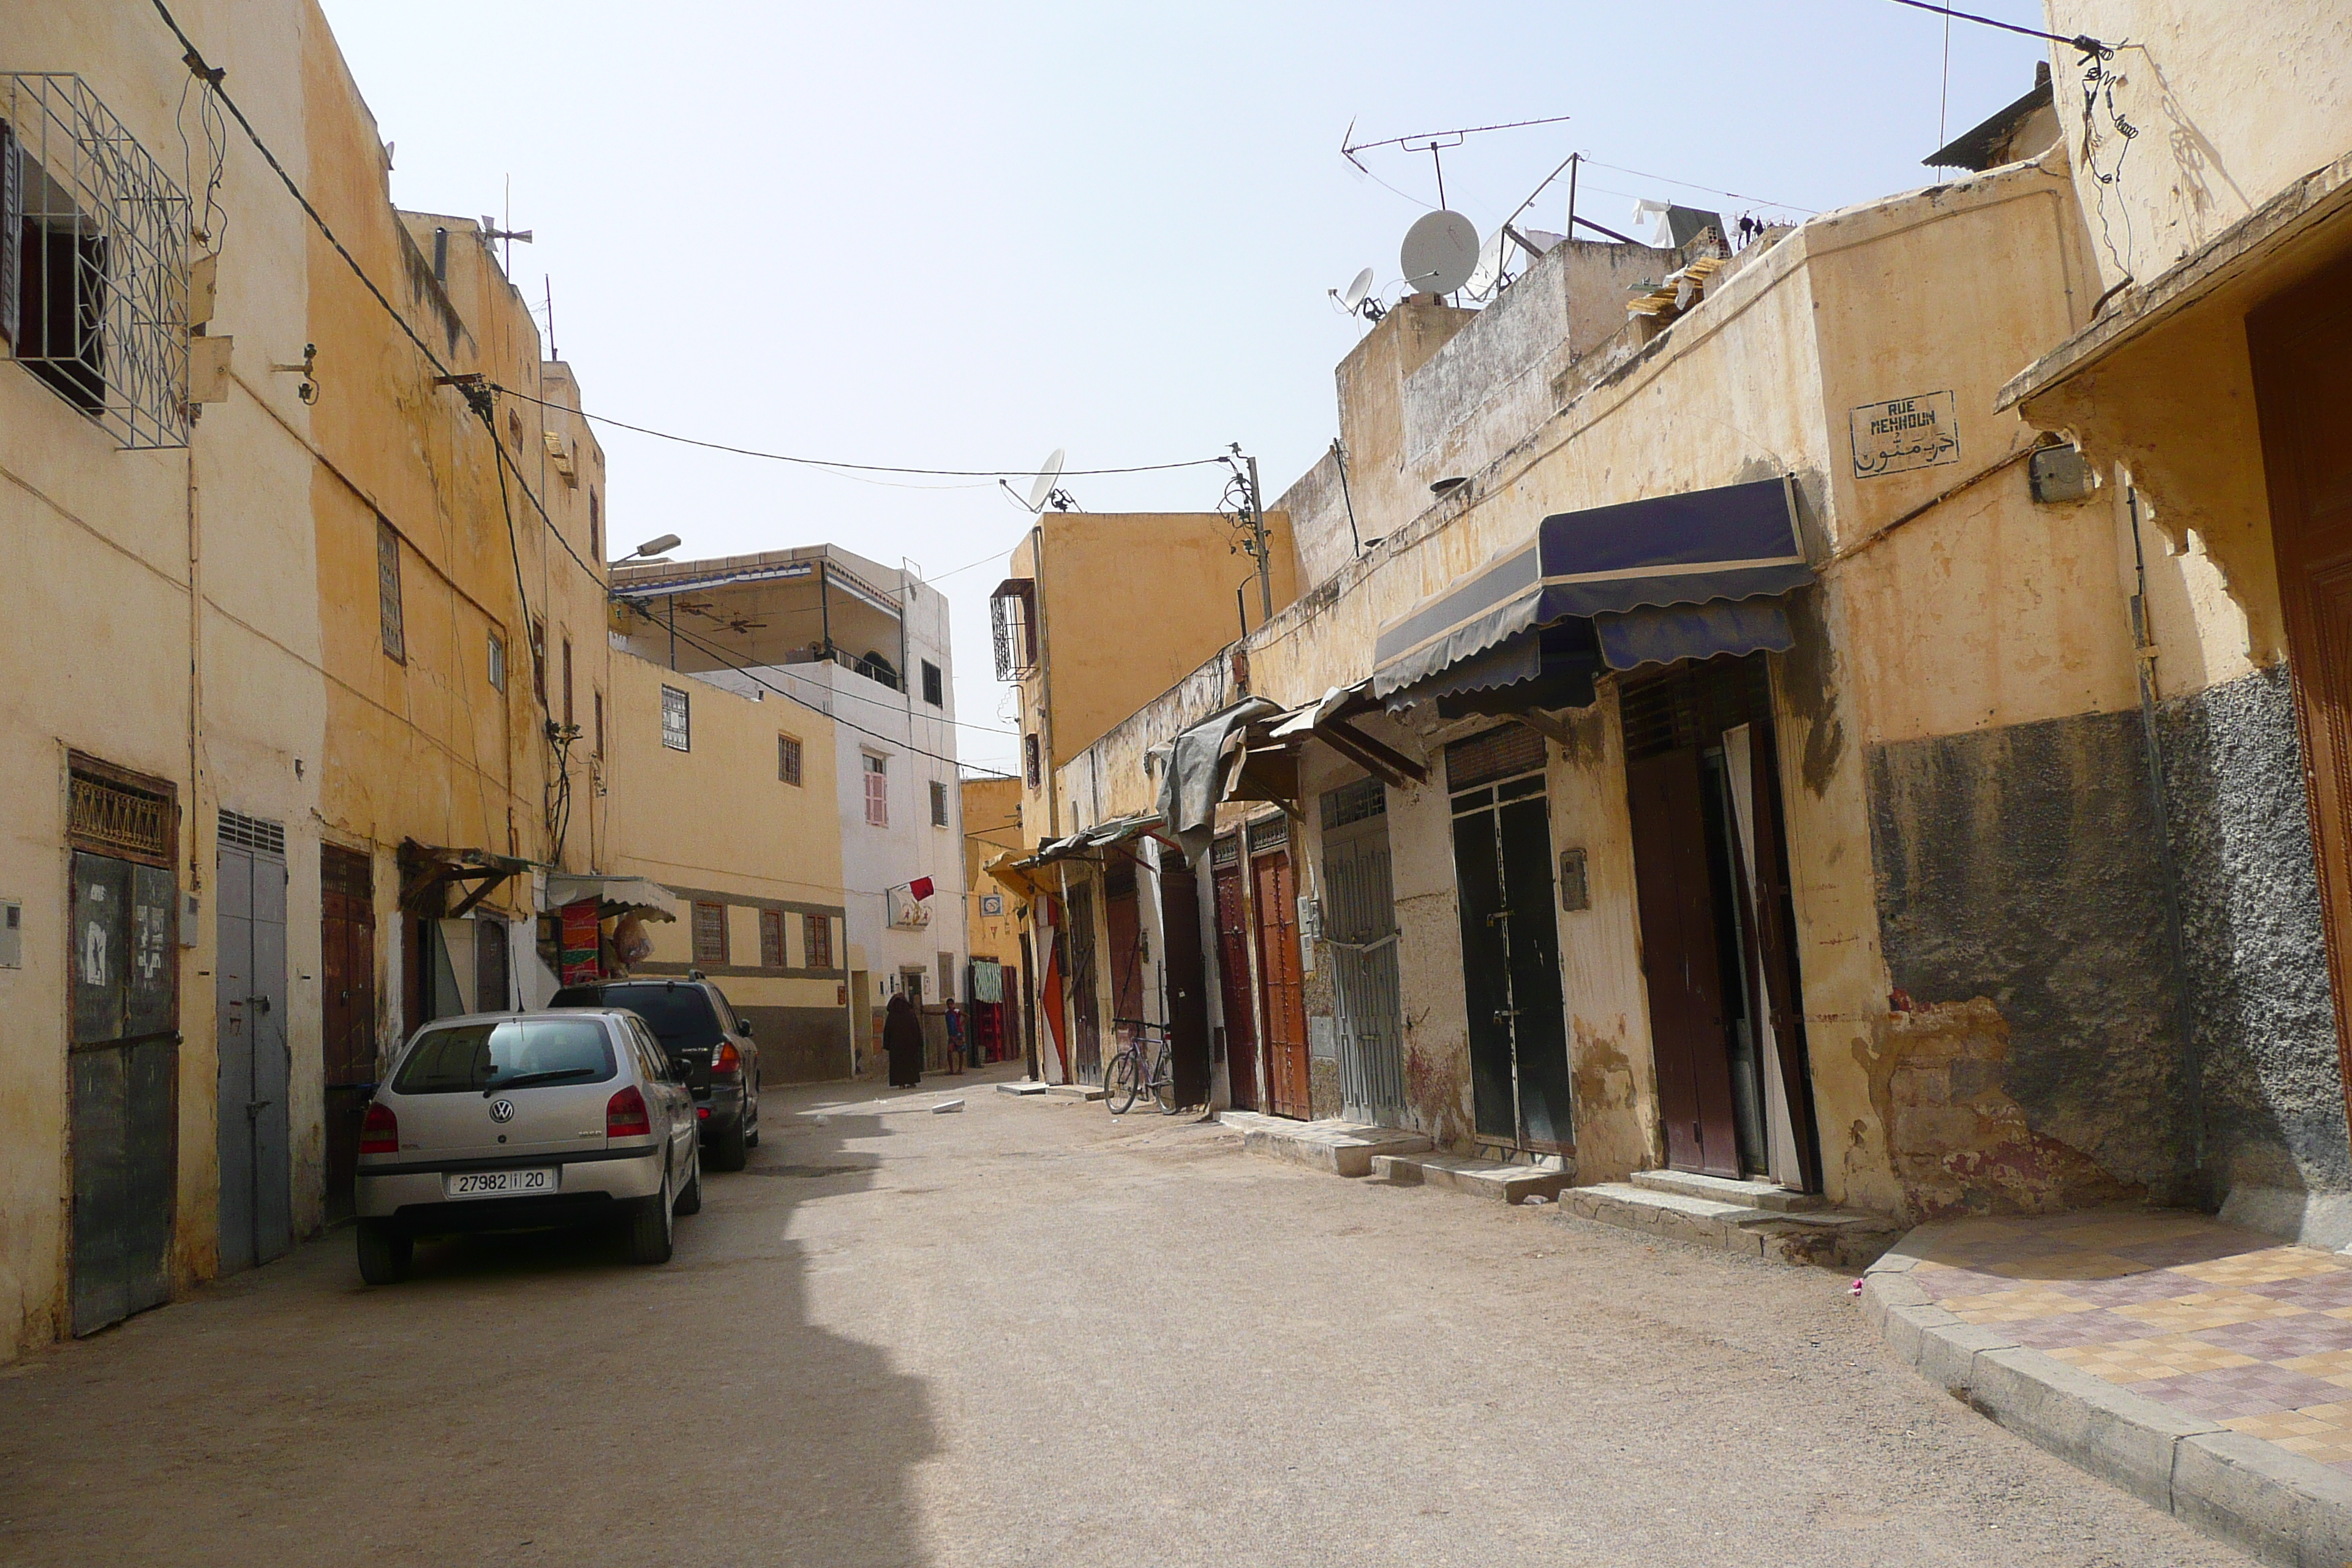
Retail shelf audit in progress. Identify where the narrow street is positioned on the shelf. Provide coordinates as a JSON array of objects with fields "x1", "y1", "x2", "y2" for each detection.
[{"x1": 0, "y1": 1066, "x2": 2237, "y2": 1568}]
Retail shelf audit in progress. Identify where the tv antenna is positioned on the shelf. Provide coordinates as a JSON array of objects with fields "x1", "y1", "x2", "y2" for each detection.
[
  {"x1": 1327, "y1": 265, "x2": 1385, "y2": 322},
  {"x1": 1400, "y1": 210, "x2": 1480, "y2": 297},
  {"x1": 1342, "y1": 112, "x2": 1572, "y2": 210},
  {"x1": 1000, "y1": 448, "x2": 1077, "y2": 513}
]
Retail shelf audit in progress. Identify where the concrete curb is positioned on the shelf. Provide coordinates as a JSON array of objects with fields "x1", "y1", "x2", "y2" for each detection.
[{"x1": 1861, "y1": 1245, "x2": 2352, "y2": 1566}]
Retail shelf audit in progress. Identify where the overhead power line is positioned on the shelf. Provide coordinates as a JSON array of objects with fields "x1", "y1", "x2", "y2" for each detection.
[
  {"x1": 1879, "y1": 0, "x2": 2108, "y2": 55},
  {"x1": 486, "y1": 383, "x2": 1226, "y2": 481}
]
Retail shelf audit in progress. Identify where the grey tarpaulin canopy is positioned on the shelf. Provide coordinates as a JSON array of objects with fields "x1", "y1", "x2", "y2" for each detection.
[
  {"x1": 1153, "y1": 697, "x2": 1280, "y2": 865},
  {"x1": 1371, "y1": 475, "x2": 1814, "y2": 707}
]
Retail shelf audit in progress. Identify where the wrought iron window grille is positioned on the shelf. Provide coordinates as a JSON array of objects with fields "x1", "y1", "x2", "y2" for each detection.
[{"x1": 2, "y1": 75, "x2": 192, "y2": 449}]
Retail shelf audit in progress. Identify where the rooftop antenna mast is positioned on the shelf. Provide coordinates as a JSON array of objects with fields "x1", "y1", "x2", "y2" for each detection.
[{"x1": 1341, "y1": 112, "x2": 1574, "y2": 209}]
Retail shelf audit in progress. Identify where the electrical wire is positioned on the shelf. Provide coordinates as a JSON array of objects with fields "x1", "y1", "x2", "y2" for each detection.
[
  {"x1": 1576, "y1": 160, "x2": 1820, "y2": 216},
  {"x1": 486, "y1": 383, "x2": 1227, "y2": 481},
  {"x1": 1879, "y1": 0, "x2": 2107, "y2": 54}
]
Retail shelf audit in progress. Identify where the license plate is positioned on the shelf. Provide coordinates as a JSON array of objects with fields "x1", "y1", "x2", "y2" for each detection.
[{"x1": 443, "y1": 1168, "x2": 554, "y2": 1199}]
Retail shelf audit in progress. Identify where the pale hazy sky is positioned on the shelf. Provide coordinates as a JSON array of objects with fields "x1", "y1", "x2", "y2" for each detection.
[{"x1": 313, "y1": 0, "x2": 2050, "y2": 772}]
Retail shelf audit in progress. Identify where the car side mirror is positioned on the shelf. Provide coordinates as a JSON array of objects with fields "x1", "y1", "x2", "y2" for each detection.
[{"x1": 739, "y1": 1018, "x2": 755, "y2": 1037}]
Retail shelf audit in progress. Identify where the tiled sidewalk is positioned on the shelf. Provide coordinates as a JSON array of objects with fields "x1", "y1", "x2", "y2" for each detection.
[{"x1": 1913, "y1": 1210, "x2": 2352, "y2": 1471}]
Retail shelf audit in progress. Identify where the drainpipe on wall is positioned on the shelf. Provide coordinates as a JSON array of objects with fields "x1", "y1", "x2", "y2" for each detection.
[{"x1": 2127, "y1": 479, "x2": 2206, "y2": 1191}]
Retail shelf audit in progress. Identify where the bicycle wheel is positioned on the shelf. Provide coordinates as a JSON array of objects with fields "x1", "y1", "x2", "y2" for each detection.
[
  {"x1": 1152, "y1": 1043, "x2": 1178, "y2": 1115},
  {"x1": 1104, "y1": 1051, "x2": 1141, "y2": 1115}
]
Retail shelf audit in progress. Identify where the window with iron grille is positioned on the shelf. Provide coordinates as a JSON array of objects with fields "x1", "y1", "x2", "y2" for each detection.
[
  {"x1": 1246, "y1": 814, "x2": 1288, "y2": 851},
  {"x1": 930, "y1": 780, "x2": 949, "y2": 826},
  {"x1": 692, "y1": 901, "x2": 728, "y2": 965},
  {"x1": 531, "y1": 618, "x2": 547, "y2": 708},
  {"x1": 592, "y1": 690, "x2": 605, "y2": 755},
  {"x1": 863, "y1": 753, "x2": 888, "y2": 826},
  {"x1": 1319, "y1": 777, "x2": 1386, "y2": 831},
  {"x1": 921, "y1": 660, "x2": 943, "y2": 707},
  {"x1": 1444, "y1": 724, "x2": 1546, "y2": 792},
  {"x1": 759, "y1": 908, "x2": 785, "y2": 969},
  {"x1": 588, "y1": 488, "x2": 600, "y2": 562},
  {"x1": 0, "y1": 75, "x2": 192, "y2": 449},
  {"x1": 377, "y1": 519, "x2": 405, "y2": 663},
  {"x1": 661, "y1": 686, "x2": 690, "y2": 752},
  {"x1": 990, "y1": 579, "x2": 1038, "y2": 680},
  {"x1": 1024, "y1": 733, "x2": 1041, "y2": 789},
  {"x1": 778, "y1": 733, "x2": 802, "y2": 786},
  {"x1": 561, "y1": 636, "x2": 574, "y2": 730},
  {"x1": 216, "y1": 808, "x2": 285, "y2": 859},
  {"x1": 803, "y1": 912, "x2": 832, "y2": 971}
]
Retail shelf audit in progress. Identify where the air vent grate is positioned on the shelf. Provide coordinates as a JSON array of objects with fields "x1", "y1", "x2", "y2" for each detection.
[{"x1": 218, "y1": 809, "x2": 286, "y2": 859}]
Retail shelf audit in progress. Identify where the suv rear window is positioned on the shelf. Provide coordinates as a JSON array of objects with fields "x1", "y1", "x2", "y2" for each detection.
[
  {"x1": 553, "y1": 982, "x2": 722, "y2": 1051},
  {"x1": 393, "y1": 1018, "x2": 617, "y2": 1095}
]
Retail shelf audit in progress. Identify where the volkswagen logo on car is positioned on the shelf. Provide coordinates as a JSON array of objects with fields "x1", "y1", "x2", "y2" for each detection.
[{"x1": 488, "y1": 1098, "x2": 516, "y2": 1124}]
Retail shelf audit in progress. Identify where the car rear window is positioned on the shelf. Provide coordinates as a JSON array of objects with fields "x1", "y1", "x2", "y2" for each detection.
[
  {"x1": 558, "y1": 983, "x2": 722, "y2": 1051},
  {"x1": 393, "y1": 1018, "x2": 617, "y2": 1095}
]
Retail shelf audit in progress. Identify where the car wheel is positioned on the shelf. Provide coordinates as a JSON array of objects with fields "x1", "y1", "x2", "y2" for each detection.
[
  {"x1": 626, "y1": 1164, "x2": 675, "y2": 1266},
  {"x1": 709, "y1": 1108, "x2": 750, "y2": 1172},
  {"x1": 745, "y1": 1087, "x2": 760, "y2": 1148},
  {"x1": 674, "y1": 1147, "x2": 703, "y2": 1215},
  {"x1": 355, "y1": 1219, "x2": 412, "y2": 1286}
]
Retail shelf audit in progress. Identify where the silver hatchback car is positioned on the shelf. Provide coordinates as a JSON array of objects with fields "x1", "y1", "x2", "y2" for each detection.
[{"x1": 353, "y1": 1009, "x2": 702, "y2": 1284}]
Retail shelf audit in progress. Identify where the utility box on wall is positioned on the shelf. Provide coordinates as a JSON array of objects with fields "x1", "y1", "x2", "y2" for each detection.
[
  {"x1": 1558, "y1": 848, "x2": 1590, "y2": 912},
  {"x1": 0, "y1": 900, "x2": 19, "y2": 968}
]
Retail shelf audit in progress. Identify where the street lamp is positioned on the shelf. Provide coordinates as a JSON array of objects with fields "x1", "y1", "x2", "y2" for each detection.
[{"x1": 613, "y1": 533, "x2": 681, "y2": 566}]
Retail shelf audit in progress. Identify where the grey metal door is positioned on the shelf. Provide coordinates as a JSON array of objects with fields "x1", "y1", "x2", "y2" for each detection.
[
  {"x1": 1323, "y1": 812, "x2": 1405, "y2": 1124},
  {"x1": 216, "y1": 815, "x2": 290, "y2": 1273}
]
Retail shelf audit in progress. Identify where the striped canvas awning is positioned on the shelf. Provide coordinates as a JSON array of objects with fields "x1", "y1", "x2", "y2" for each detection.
[{"x1": 1371, "y1": 476, "x2": 1813, "y2": 700}]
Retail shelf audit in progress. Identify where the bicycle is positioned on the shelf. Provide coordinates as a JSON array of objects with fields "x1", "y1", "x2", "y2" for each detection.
[{"x1": 1104, "y1": 1018, "x2": 1177, "y2": 1116}]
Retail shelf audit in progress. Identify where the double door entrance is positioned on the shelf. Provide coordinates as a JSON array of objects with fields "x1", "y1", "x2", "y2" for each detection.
[
  {"x1": 216, "y1": 811, "x2": 291, "y2": 1273},
  {"x1": 1447, "y1": 726, "x2": 1573, "y2": 1153},
  {"x1": 1621, "y1": 657, "x2": 1820, "y2": 1188}
]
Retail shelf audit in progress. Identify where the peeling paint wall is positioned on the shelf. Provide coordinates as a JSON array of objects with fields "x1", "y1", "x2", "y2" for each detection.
[{"x1": 1865, "y1": 710, "x2": 2190, "y2": 1213}]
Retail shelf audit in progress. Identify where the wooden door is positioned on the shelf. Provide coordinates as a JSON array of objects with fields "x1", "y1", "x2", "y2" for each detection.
[
  {"x1": 2254, "y1": 251, "x2": 2352, "y2": 1115},
  {"x1": 1450, "y1": 787, "x2": 1574, "y2": 1150},
  {"x1": 1161, "y1": 865, "x2": 1213, "y2": 1107},
  {"x1": 1253, "y1": 848, "x2": 1313, "y2": 1120},
  {"x1": 1627, "y1": 748, "x2": 1743, "y2": 1177},
  {"x1": 1066, "y1": 882, "x2": 1101, "y2": 1082},
  {"x1": 320, "y1": 846, "x2": 376, "y2": 1214},
  {"x1": 1213, "y1": 848, "x2": 1260, "y2": 1111},
  {"x1": 1105, "y1": 885, "x2": 1144, "y2": 1027}
]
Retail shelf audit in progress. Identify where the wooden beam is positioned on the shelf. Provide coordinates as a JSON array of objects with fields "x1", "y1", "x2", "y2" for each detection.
[{"x1": 1321, "y1": 716, "x2": 1430, "y2": 786}]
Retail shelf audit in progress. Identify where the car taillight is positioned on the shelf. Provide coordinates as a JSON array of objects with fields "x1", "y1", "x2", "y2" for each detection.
[
  {"x1": 711, "y1": 1042, "x2": 742, "y2": 1079},
  {"x1": 606, "y1": 1085, "x2": 651, "y2": 1138},
  {"x1": 360, "y1": 1101, "x2": 399, "y2": 1156}
]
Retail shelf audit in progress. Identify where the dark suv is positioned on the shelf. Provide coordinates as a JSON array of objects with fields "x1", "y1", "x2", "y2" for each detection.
[{"x1": 550, "y1": 977, "x2": 761, "y2": 1170}]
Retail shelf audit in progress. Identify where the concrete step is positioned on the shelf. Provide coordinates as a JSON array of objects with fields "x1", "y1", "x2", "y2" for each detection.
[
  {"x1": 994, "y1": 1080, "x2": 1051, "y2": 1096},
  {"x1": 1561, "y1": 1181, "x2": 1903, "y2": 1272},
  {"x1": 1041, "y1": 1082, "x2": 1106, "y2": 1102},
  {"x1": 1629, "y1": 1168, "x2": 1826, "y2": 1212},
  {"x1": 1220, "y1": 1110, "x2": 1433, "y2": 1177},
  {"x1": 1369, "y1": 1152, "x2": 1575, "y2": 1205}
]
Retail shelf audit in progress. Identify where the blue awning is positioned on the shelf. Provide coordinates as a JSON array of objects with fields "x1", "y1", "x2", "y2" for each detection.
[{"x1": 1371, "y1": 475, "x2": 1812, "y2": 700}]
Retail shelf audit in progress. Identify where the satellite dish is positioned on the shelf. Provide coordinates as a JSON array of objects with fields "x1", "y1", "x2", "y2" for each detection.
[
  {"x1": 1400, "y1": 209, "x2": 1480, "y2": 296},
  {"x1": 1341, "y1": 267, "x2": 1375, "y2": 312},
  {"x1": 1464, "y1": 227, "x2": 1510, "y2": 300},
  {"x1": 1025, "y1": 449, "x2": 1066, "y2": 513}
]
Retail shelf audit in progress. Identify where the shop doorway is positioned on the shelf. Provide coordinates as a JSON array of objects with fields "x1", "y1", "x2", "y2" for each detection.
[
  {"x1": 1447, "y1": 725, "x2": 1573, "y2": 1153},
  {"x1": 1250, "y1": 818, "x2": 1314, "y2": 1120},
  {"x1": 1622, "y1": 655, "x2": 1820, "y2": 1189},
  {"x1": 1211, "y1": 835, "x2": 1260, "y2": 1111},
  {"x1": 2253, "y1": 251, "x2": 2352, "y2": 1122},
  {"x1": 1322, "y1": 779, "x2": 1406, "y2": 1124},
  {"x1": 319, "y1": 845, "x2": 375, "y2": 1220},
  {"x1": 1066, "y1": 881, "x2": 1101, "y2": 1083}
]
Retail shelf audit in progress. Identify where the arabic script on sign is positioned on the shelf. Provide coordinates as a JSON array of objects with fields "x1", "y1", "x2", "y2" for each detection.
[{"x1": 1850, "y1": 391, "x2": 1959, "y2": 479}]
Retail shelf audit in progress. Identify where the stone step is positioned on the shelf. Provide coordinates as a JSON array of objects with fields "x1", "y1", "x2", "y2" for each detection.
[
  {"x1": 1369, "y1": 1152, "x2": 1575, "y2": 1204},
  {"x1": 1560, "y1": 1182, "x2": 1903, "y2": 1272},
  {"x1": 1629, "y1": 1167, "x2": 1826, "y2": 1212},
  {"x1": 1220, "y1": 1111, "x2": 1433, "y2": 1177},
  {"x1": 994, "y1": 1080, "x2": 1052, "y2": 1097},
  {"x1": 1041, "y1": 1082, "x2": 1105, "y2": 1102}
]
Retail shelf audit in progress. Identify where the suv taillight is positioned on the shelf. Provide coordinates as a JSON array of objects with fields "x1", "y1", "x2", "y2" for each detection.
[
  {"x1": 606, "y1": 1085, "x2": 651, "y2": 1138},
  {"x1": 360, "y1": 1101, "x2": 399, "y2": 1155},
  {"x1": 711, "y1": 1042, "x2": 742, "y2": 1079}
]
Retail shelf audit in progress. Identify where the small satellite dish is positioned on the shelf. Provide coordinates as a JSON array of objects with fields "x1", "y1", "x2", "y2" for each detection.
[
  {"x1": 1025, "y1": 449, "x2": 1066, "y2": 513},
  {"x1": 1465, "y1": 227, "x2": 1510, "y2": 301},
  {"x1": 1341, "y1": 267, "x2": 1374, "y2": 312},
  {"x1": 1400, "y1": 210, "x2": 1480, "y2": 296}
]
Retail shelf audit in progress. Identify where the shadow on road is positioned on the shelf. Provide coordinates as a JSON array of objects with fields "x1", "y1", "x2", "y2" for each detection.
[{"x1": 0, "y1": 1088, "x2": 938, "y2": 1568}]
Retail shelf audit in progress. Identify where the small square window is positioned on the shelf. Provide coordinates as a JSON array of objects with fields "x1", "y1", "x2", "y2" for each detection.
[
  {"x1": 930, "y1": 780, "x2": 949, "y2": 827},
  {"x1": 661, "y1": 686, "x2": 690, "y2": 752},
  {"x1": 779, "y1": 734, "x2": 802, "y2": 787},
  {"x1": 488, "y1": 632, "x2": 505, "y2": 691},
  {"x1": 863, "y1": 753, "x2": 888, "y2": 827},
  {"x1": 921, "y1": 660, "x2": 943, "y2": 707}
]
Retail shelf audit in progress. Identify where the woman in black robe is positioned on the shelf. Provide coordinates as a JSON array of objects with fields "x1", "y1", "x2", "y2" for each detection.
[{"x1": 883, "y1": 992, "x2": 924, "y2": 1088}]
